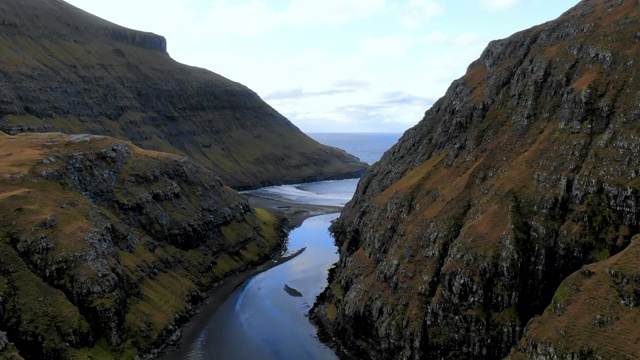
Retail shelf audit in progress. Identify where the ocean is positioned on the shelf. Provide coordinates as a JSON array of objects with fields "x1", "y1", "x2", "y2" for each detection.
[
  {"x1": 175, "y1": 133, "x2": 402, "y2": 360},
  {"x1": 309, "y1": 133, "x2": 402, "y2": 166}
]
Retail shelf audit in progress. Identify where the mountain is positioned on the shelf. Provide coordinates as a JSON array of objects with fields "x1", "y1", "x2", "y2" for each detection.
[
  {"x1": 0, "y1": 0, "x2": 367, "y2": 190},
  {"x1": 312, "y1": 0, "x2": 640, "y2": 358},
  {"x1": 0, "y1": 1, "x2": 367, "y2": 358},
  {"x1": 0, "y1": 132, "x2": 283, "y2": 359}
]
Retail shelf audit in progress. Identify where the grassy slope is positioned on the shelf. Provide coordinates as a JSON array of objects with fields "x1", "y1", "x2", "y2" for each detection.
[
  {"x1": 0, "y1": 132, "x2": 282, "y2": 359},
  {"x1": 0, "y1": 0, "x2": 366, "y2": 189},
  {"x1": 510, "y1": 235, "x2": 640, "y2": 359}
]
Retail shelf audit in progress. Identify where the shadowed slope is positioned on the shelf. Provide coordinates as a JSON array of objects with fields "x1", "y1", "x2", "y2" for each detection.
[
  {"x1": 313, "y1": 1, "x2": 640, "y2": 358},
  {"x1": 0, "y1": 0, "x2": 367, "y2": 189},
  {"x1": 0, "y1": 132, "x2": 282, "y2": 359}
]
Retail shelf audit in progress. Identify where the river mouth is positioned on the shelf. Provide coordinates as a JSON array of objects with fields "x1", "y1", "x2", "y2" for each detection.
[{"x1": 184, "y1": 213, "x2": 341, "y2": 360}]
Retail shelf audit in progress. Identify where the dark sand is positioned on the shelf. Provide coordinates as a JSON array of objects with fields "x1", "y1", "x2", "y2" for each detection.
[
  {"x1": 159, "y1": 194, "x2": 342, "y2": 359},
  {"x1": 247, "y1": 194, "x2": 343, "y2": 228}
]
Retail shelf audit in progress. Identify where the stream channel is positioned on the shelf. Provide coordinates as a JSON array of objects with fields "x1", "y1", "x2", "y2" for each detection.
[{"x1": 177, "y1": 133, "x2": 401, "y2": 359}]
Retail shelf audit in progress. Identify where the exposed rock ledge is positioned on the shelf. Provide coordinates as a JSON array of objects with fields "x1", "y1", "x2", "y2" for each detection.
[{"x1": 0, "y1": 132, "x2": 283, "y2": 359}]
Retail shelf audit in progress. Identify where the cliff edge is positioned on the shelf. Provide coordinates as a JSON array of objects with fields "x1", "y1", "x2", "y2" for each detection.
[
  {"x1": 0, "y1": 132, "x2": 282, "y2": 359},
  {"x1": 313, "y1": 0, "x2": 640, "y2": 358},
  {"x1": 0, "y1": 0, "x2": 367, "y2": 189}
]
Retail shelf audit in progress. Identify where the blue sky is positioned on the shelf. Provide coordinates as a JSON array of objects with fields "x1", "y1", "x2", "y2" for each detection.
[{"x1": 66, "y1": 0, "x2": 580, "y2": 133}]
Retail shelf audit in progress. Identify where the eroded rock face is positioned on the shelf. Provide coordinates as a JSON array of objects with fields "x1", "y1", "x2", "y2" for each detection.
[
  {"x1": 313, "y1": 1, "x2": 640, "y2": 358},
  {"x1": 0, "y1": 133, "x2": 283, "y2": 359},
  {"x1": 42, "y1": 142, "x2": 250, "y2": 250},
  {"x1": 0, "y1": 0, "x2": 367, "y2": 189}
]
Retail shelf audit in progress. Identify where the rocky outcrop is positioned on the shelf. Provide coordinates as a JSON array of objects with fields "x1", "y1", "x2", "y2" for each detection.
[
  {"x1": 0, "y1": 0, "x2": 367, "y2": 189},
  {"x1": 0, "y1": 132, "x2": 283, "y2": 359},
  {"x1": 312, "y1": 0, "x2": 640, "y2": 358},
  {"x1": 105, "y1": 27, "x2": 166, "y2": 51},
  {"x1": 0, "y1": 0, "x2": 166, "y2": 51}
]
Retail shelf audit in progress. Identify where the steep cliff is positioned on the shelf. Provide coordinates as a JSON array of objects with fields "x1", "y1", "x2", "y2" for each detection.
[
  {"x1": 0, "y1": 0, "x2": 366, "y2": 189},
  {"x1": 0, "y1": 132, "x2": 282, "y2": 359},
  {"x1": 313, "y1": 0, "x2": 640, "y2": 358}
]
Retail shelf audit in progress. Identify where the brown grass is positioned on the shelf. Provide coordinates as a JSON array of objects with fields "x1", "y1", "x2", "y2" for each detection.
[
  {"x1": 460, "y1": 204, "x2": 509, "y2": 254},
  {"x1": 521, "y1": 235, "x2": 640, "y2": 358},
  {"x1": 464, "y1": 63, "x2": 488, "y2": 103},
  {"x1": 415, "y1": 154, "x2": 484, "y2": 221},
  {"x1": 0, "y1": 134, "x2": 53, "y2": 176},
  {"x1": 0, "y1": 187, "x2": 29, "y2": 200},
  {"x1": 2, "y1": 185, "x2": 94, "y2": 254},
  {"x1": 571, "y1": 65, "x2": 601, "y2": 91},
  {"x1": 544, "y1": 44, "x2": 564, "y2": 60},
  {"x1": 129, "y1": 142, "x2": 182, "y2": 160},
  {"x1": 590, "y1": 0, "x2": 638, "y2": 25},
  {"x1": 375, "y1": 152, "x2": 447, "y2": 205}
]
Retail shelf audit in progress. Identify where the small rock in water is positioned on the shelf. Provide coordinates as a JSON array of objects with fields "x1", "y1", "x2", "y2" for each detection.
[{"x1": 284, "y1": 284, "x2": 303, "y2": 297}]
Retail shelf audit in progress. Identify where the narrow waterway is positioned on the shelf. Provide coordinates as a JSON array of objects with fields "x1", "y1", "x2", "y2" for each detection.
[
  {"x1": 174, "y1": 133, "x2": 402, "y2": 359},
  {"x1": 185, "y1": 213, "x2": 340, "y2": 359}
]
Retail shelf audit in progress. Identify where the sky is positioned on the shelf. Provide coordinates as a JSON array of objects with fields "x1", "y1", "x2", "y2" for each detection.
[{"x1": 65, "y1": 0, "x2": 580, "y2": 133}]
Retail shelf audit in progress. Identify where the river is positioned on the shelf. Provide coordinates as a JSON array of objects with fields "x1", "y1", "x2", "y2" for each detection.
[
  {"x1": 184, "y1": 212, "x2": 341, "y2": 359},
  {"x1": 173, "y1": 133, "x2": 402, "y2": 359}
]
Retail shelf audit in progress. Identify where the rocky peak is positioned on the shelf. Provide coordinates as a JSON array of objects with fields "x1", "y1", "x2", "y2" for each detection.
[
  {"x1": 313, "y1": 0, "x2": 640, "y2": 359},
  {"x1": 0, "y1": 0, "x2": 167, "y2": 52}
]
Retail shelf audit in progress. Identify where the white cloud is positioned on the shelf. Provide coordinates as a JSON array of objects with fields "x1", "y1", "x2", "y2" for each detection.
[
  {"x1": 359, "y1": 35, "x2": 413, "y2": 61},
  {"x1": 202, "y1": 0, "x2": 280, "y2": 36},
  {"x1": 482, "y1": 0, "x2": 521, "y2": 11},
  {"x1": 399, "y1": 0, "x2": 445, "y2": 29},
  {"x1": 279, "y1": 50, "x2": 329, "y2": 69},
  {"x1": 454, "y1": 33, "x2": 482, "y2": 47},
  {"x1": 64, "y1": 0, "x2": 578, "y2": 133},
  {"x1": 66, "y1": 0, "x2": 195, "y2": 35},
  {"x1": 424, "y1": 31, "x2": 448, "y2": 44},
  {"x1": 195, "y1": 0, "x2": 387, "y2": 37},
  {"x1": 285, "y1": 0, "x2": 387, "y2": 26},
  {"x1": 71, "y1": 0, "x2": 388, "y2": 42},
  {"x1": 418, "y1": 35, "x2": 489, "y2": 97}
]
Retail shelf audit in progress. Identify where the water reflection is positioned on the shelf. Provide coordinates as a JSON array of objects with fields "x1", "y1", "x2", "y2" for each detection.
[{"x1": 187, "y1": 213, "x2": 339, "y2": 360}]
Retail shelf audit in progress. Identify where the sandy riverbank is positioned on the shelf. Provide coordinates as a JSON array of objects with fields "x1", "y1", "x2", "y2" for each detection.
[
  {"x1": 159, "y1": 194, "x2": 342, "y2": 359},
  {"x1": 246, "y1": 193, "x2": 343, "y2": 228}
]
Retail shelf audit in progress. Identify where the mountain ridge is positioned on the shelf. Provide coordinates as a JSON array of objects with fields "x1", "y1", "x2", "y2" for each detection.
[
  {"x1": 0, "y1": 0, "x2": 367, "y2": 190},
  {"x1": 312, "y1": 0, "x2": 640, "y2": 358}
]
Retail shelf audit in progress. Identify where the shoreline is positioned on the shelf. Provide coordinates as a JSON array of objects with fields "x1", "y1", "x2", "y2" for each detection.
[
  {"x1": 159, "y1": 194, "x2": 342, "y2": 359},
  {"x1": 246, "y1": 194, "x2": 343, "y2": 228}
]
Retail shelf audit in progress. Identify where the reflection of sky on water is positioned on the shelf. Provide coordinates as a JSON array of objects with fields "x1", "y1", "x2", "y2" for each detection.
[
  {"x1": 188, "y1": 213, "x2": 340, "y2": 360},
  {"x1": 181, "y1": 134, "x2": 398, "y2": 359}
]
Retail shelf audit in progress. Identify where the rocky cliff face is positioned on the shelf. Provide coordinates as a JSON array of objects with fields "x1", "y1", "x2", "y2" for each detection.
[
  {"x1": 0, "y1": 132, "x2": 282, "y2": 359},
  {"x1": 313, "y1": 0, "x2": 640, "y2": 358},
  {"x1": 0, "y1": 0, "x2": 366, "y2": 189}
]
